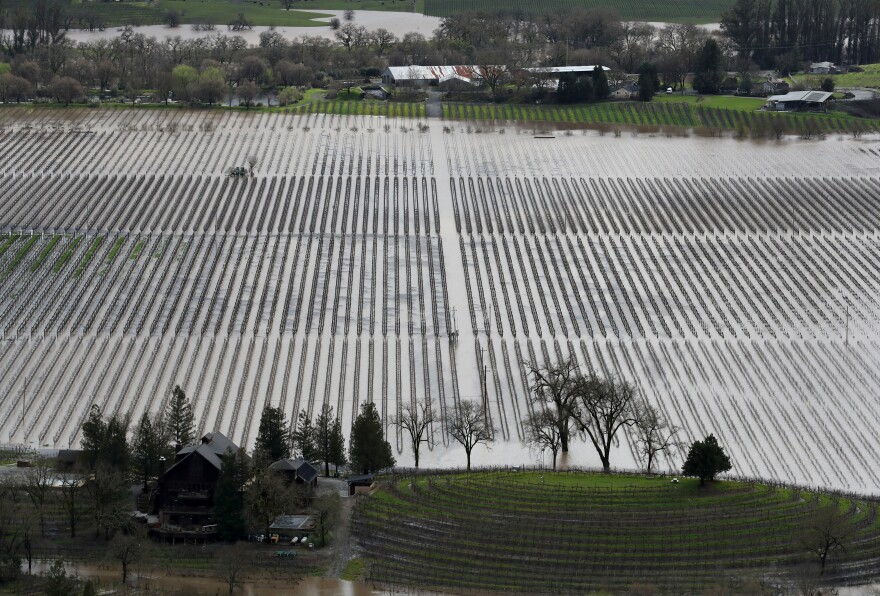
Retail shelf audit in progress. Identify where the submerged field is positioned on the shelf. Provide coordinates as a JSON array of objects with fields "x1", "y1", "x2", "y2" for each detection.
[
  {"x1": 1, "y1": 108, "x2": 880, "y2": 494},
  {"x1": 353, "y1": 471, "x2": 880, "y2": 592}
]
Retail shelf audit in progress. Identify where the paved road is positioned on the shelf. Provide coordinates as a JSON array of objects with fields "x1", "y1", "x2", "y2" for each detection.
[
  {"x1": 426, "y1": 91, "x2": 442, "y2": 118},
  {"x1": 838, "y1": 87, "x2": 878, "y2": 101}
]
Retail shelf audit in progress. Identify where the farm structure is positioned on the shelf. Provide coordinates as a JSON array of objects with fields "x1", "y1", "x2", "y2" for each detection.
[{"x1": 0, "y1": 108, "x2": 880, "y2": 492}]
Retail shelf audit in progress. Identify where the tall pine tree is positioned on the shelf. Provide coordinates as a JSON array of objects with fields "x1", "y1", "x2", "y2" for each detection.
[
  {"x1": 165, "y1": 385, "x2": 195, "y2": 447},
  {"x1": 329, "y1": 418, "x2": 347, "y2": 475},
  {"x1": 292, "y1": 410, "x2": 318, "y2": 463},
  {"x1": 350, "y1": 402, "x2": 395, "y2": 474},
  {"x1": 315, "y1": 404, "x2": 334, "y2": 477},
  {"x1": 255, "y1": 406, "x2": 291, "y2": 465},
  {"x1": 131, "y1": 412, "x2": 170, "y2": 490},
  {"x1": 214, "y1": 448, "x2": 251, "y2": 541}
]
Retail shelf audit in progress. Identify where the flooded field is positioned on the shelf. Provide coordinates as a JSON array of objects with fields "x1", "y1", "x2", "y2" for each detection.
[{"x1": 1, "y1": 107, "x2": 880, "y2": 492}]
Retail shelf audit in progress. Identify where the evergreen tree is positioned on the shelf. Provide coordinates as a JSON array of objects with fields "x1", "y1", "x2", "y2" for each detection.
[
  {"x1": 637, "y1": 62, "x2": 660, "y2": 101},
  {"x1": 255, "y1": 406, "x2": 291, "y2": 464},
  {"x1": 682, "y1": 434, "x2": 732, "y2": 485},
  {"x1": 131, "y1": 412, "x2": 170, "y2": 490},
  {"x1": 214, "y1": 448, "x2": 251, "y2": 542},
  {"x1": 81, "y1": 405, "x2": 130, "y2": 473},
  {"x1": 349, "y1": 402, "x2": 395, "y2": 474},
  {"x1": 292, "y1": 410, "x2": 318, "y2": 463},
  {"x1": 315, "y1": 404, "x2": 334, "y2": 476},
  {"x1": 165, "y1": 385, "x2": 195, "y2": 447},
  {"x1": 590, "y1": 67, "x2": 610, "y2": 100},
  {"x1": 329, "y1": 418, "x2": 347, "y2": 475},
  {"x1": 692, "y1": 38, "x2": 723, "y2": 94},
  {"x1": 557, "y1": 73, "x2": 593, "y2": 103}
]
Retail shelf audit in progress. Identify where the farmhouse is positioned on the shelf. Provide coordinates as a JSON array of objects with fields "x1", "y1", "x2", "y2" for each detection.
[
  {"x1": 762, "y1": 78, "x2": 790, "y2": 95},
  {"x1": 809, "y1": 61, "x2": 839, "y2": 74},
  {"x1": 610, "y1": 83, "x2": 640, "y2": 99},
  {"x1": 269, "y1": 456, "x2": 320, "y2": 489},
  {"x1": 154, "y1": 431, "x2": 240, "y2": 533},
  {"x1": 764, "y1": 90, "x2": 833, "y2": 112}
]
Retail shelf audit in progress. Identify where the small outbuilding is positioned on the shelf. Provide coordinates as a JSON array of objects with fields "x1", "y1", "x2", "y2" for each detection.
[
  {"x1": 764, "y1": 90, "x2": 833, "y2": 112},
  {"x1": 269, "y1": 514, "x2": 317, "y2": 541},
  {"x1": 269, "y1": 457, "x2": 320, "y2": 489},
  {"x1": 347, "y1": 474, "x2": 375, "y2": 496},
  {"x1": 610, "y1": 83, "x2": 640, "y2": 99},
  {"x1": 809, "y1": 61, "x2": 839, "y2": 74}
]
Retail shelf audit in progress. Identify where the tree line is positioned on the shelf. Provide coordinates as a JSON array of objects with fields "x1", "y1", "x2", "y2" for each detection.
[{"x1": 0, "y1": 0, "x2": 869, "y2": 109}]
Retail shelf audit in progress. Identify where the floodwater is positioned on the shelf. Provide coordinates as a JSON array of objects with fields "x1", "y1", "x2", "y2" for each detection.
[
  {"x1": 54, "y1": 9, "x2": 442, "y2": 45},
  {"x1": 26, "y1": 560, "x2": 384, "y2": 595},
  {"x1": 2, "y1": 108, "x2": 880, "y2": 493}
]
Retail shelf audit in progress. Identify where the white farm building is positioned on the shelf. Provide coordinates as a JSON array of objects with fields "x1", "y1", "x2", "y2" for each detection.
[{"x1": 381, "y1": 65, "x2": 485, "y2": 86}]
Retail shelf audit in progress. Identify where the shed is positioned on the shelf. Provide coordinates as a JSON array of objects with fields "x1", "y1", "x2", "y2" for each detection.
[
  {"x1": 269, "y1": 514, "x2": 317, "y2": 540},
  {"x1": 347, "y1": 474, "x2": 374, "y2": 496},
  {"x1": 809, "y1": 61, "x2": 838, "y2": 74},
  {"x1": 765, "y1": 90, "x2": 832, "y2": 112},
  {"x1": 610, "y1": 83, "x2": 640, "y2": 99},
  {"x1": 270, "y1": 457, "x2": 319, "y2": 489}
]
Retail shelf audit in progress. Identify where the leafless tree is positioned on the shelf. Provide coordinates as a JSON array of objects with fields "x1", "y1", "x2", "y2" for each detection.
[
  {"x1": 448, "y1": 400, "x2": 493, "y2": 470},
  {"x1": 247, "y1": 155, "x2": 258, "y2": 176},
  {"x1": 524, "y1": 408, "x2": 562, "y2": 470},
  {"x1": 216, "y1": 543, "x2": 249, "y2": 595},
  {"x1": 800, "y1": 504, "x2": 851, "y2": 575},
  {"x1": 573, "y1": 374, "x2": 639, "y2": 473},
  {"x1": 633, "y1": 403, "x2": 681, "y2": 474},
  {"x1": 391, "y1": 399, "x2": 436, "y2": 468},
  {"x1": 57, "y1": 473, "x2": 84, "y2": 538},
  {"x1": 313, "y1": 492, "x2": 341, "y2": 547},
  {"x1": 21, "y1": 458, "x2": 54, "y2": 537},
  {"x1": 770, "y1": 116, "x2": 787, "y2": 140},
  {"x1": 526, "y1": 357, "x2": 580, "y2": 452},
  {"x1": 109, "y1": 530, "x2": 145, "y2": 584}
]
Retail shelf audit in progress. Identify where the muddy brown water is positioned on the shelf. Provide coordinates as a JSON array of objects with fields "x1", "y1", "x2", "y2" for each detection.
[{"x1": 27, "y1": 560, "x2": 385, "y2": 594}]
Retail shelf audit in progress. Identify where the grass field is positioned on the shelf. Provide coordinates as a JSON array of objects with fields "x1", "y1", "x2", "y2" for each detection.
[
  {"x1": 2, "y1": 0, "x2": 724, "y2": 26},
  {"x1": 441, "y1": 99, "x2": 872, "y2": 135},
  {"x1": 353, "y1": 471, "x2": 880, "y2": 593},
  {"x1": 423, "y1": 0, "x2": 732, "y2": 22},
  {"x1": 827, "y1": 63, "x2": 880, "y2": 89}
]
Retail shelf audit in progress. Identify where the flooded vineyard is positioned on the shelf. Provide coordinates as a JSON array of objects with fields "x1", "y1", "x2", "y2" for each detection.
[{"x1": 1, "y1": 107, "x2": 880, "y2": 492}]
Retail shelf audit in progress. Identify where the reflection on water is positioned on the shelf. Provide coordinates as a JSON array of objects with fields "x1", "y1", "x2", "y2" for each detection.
[{"x1": 26, "y1": 560, "x2": 386, "y2": 595}]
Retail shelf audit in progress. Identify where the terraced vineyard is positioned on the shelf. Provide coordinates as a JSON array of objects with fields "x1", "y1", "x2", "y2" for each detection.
[
  {"x1": 353, "y1": 471, "x2": 880, "y2": 591},
  {"x1": 1, "y1": 107, "x2": 880, "y2": 494}
]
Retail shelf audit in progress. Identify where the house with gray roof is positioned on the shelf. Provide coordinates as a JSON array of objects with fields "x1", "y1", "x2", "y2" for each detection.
[{"x1": 269, "y1": 457, "x2": 319, "y2": 489}]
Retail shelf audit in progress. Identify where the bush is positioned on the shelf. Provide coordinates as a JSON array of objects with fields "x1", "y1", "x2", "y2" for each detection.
[
  {"x1": 821, "y1": 77, "x2": 835, "y2": 92},
  {"x1": 278, "y1": 87, "x2": 303, "y2": 106}
]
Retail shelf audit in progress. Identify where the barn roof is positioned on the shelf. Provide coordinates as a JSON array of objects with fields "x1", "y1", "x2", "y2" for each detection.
[
  {"x1": 523, "y1": 65, "x2": 610, "y2": 74},
  {"x1": 270, "y1": 457, "x2": 319, "y2": 483},
  {"x1": 383, "y1": 65, "x2": 484, "y2": 82},
  {"x1": 766, "y1": 90, "x2": 832, "y2": 103}
]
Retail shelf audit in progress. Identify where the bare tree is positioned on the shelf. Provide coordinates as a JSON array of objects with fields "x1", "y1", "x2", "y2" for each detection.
[
  {"x1": 448, "y1": 400, "x2": 493, "y2": 471},
  {"x1": 57, "y1": 473, "x2": 84, "y2": 538},
  {"x1": 633, "y1": 403, "x2": 680, "y2": 474},
  {"x1": 313, "y1": 492, "x2": 341, "y2": 547},
  {"x1": 524, "y1": 408, "x2": 562, "y2": 470},
  {"x1": 527, "y1": 357, "x2": 580, "y2": 452},
  {"x1": 573, "y1": 375, "x2": 639, "y2": 473},
  {"x1": 216, "y1": 543, "x2": 249, "y2": 595},
  {"x1": 21, "y1": 458, "x2": 54, "y2": 537},
  {"x1": 801, "y1": 504, "x2": 851, "y2": 575},
  {"x1": 109, "y1": 531, "x2": 144, "y2": 584},
  {"x1": 391, "y1": 399, "x2": 436, "y2": 468},
  {"x1": 247, "y1": 155, "x2": 258, "y2": 176}
]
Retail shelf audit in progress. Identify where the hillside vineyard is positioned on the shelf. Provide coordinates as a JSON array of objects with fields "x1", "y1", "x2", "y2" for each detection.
[{"x1": 1, "y1": 108, "x2": 880, "y2": 491}]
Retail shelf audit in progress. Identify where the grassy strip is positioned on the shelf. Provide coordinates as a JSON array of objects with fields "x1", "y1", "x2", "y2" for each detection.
[
  {"x1": 3, "y1": 235, "x2": 37, "y2": 276},
  {"x1": 52, "y1": 236, "x2": 82, "y2": 273},
  {"x1": 29, "y1": 235, "x2": 62, "y2": 272},
  {"x1": 106, "y1": 237, "x2": 126, "y2": 263},
  {"x1": 0, "y1": 235, "x2": 19, "y2": 260},
  {"x1": 73, "y1": 237, "x2": 104, "y2": 278},
  {"x1": 442, "y1": 99, "x2": 872, "y2": 134},
  {"x1": 130, "y1": 240, "x2": 145, "y2": 260}
]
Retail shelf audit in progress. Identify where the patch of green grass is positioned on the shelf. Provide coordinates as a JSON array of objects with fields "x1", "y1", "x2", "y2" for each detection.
[
  {"x1": 828, "y1": 63, "x2": 880, "y2": 89},
  {"x1": 4, "y1": 235, "x2": 38, "y2": 276},
  {"x1": 30, "y1": 235, "x2": 62, "y2": 272},
  {"x1": 53, "y1": 236, "x2": 82, "y2": 273},
  {"x1": 0, "y1": 235, "x2": 19, "y2": 260},
  {"x1": 340, "y1": 557, "x2": 366, "y2": 581},
  {"x1": 73, "y1": 236, "x2": 104, "y2": 278},
  {"x1": 106, "y1": 237, "x2": 126, "y2": 263},
  {"x1": 424, "y1": 0, "x2": 732, "y2": 22},
  {"x1": 442, "y1": 98, "x2": 871, "y2": 135},
  {"x1": 130, "y1": 240, "x2": 145, "y2": 260}
]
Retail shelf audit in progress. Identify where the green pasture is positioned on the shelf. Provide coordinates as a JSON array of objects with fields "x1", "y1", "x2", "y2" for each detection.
[
  {"x1": 423, "y1": 0, "x2": 733, "y2": 22},
  {"x1": 353, "y1": 471, "x2": 880, "y2": 593},
  {"x1": 441, "y1": 99, "x2": 872, "y2": 135},
  {"x1": 828, "y1": 63, "x2": 880, "y2": 89}
]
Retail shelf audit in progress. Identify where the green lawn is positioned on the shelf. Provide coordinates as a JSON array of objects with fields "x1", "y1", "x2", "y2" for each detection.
[
  {"x1": 653, "y1": 93, "x2": 767, "y2": 111},
  {"x1": 828, "y1": 63, "x2": 880, "y2": 89},
  {"x1": 423, "y1": 0, "x2": 732, "y2": 22}
]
